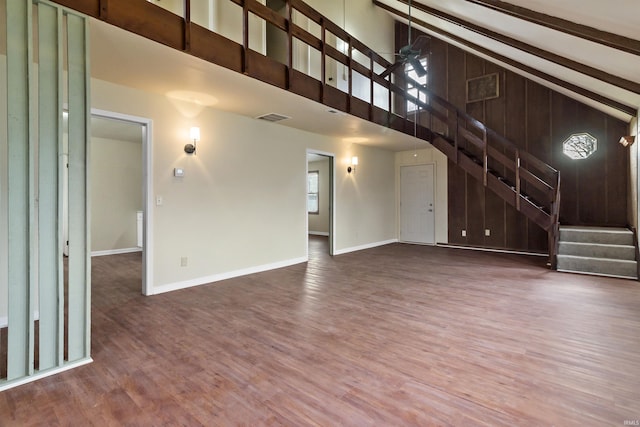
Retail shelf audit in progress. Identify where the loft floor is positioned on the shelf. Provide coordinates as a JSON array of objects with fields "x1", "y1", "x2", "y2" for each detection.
[{"x1": 1, "y1": 238, "x2": 639, "y2": 425}]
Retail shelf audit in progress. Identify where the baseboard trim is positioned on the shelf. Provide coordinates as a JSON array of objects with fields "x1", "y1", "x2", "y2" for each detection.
[
  {"x1": 309, "y1": 231, "x2": 329, "y2": 236},
  {"x1": 0, "y1": 357, "x2": 93, "y2": 392},
  {"x1": 150, "y1": 256, "x2": 308, "y2": 295},
  {"x1": 91, "y1": 247, "x2": 142, "y2": 257},
  {"x1": 334, "y1": 239, "x2": 398, "y2": 255},
  {"x1": 436, "y1": 243, "x2": 548, "y2": 257}
]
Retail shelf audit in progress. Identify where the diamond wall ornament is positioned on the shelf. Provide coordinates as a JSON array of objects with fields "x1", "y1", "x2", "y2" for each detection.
[{"x1": 563, "y1": 133, "x2": 597, "y2": 160}]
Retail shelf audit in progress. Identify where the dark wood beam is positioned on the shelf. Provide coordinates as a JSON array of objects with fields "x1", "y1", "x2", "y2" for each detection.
[
  {"x1": 391, "y1": 0, "x2": 640, "y2": 95},
  {"x1": 462, "y1": 0, "x2": 640, "y2": 57},
  {"x1": 373, "y1": 0, "x2": 637, "y2": 117}
]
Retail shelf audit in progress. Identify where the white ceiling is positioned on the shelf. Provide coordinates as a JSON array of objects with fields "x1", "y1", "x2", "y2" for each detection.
[
  {"x1": 376, "y1": 0, "x2": 640, "y2": 122},
  {"x1": 89, "y1": 19, "x2": 427, "y2": 153}
]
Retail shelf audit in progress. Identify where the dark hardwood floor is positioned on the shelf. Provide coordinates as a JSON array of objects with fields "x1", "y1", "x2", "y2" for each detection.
[{"x1": 1, "y1": 236, "x2": 640, "y2": 425}]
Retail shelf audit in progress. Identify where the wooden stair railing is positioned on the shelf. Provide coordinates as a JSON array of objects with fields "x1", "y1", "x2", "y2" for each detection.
[
  {"x1": 393, "y1": 77, "x2": 561, "y2": 267},
  {"x1": 50, "y1": 0, "x2": 562, "y2": 267}
]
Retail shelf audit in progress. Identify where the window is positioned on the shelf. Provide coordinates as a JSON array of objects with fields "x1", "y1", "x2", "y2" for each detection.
[
  {"x1": 563, "y1": 133, "x2": 597, "y2": 160},
  {"x1": 308, "y1": 171, "x2": 319, "y2": 214},
  {"x1": 406, "y1": 57, "x2": 428, "y2": 112}
]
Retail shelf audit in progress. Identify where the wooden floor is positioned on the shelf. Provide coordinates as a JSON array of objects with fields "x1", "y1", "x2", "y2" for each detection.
[{"x1": 1, "y1": 236, "x2": 640, "y2": 425}]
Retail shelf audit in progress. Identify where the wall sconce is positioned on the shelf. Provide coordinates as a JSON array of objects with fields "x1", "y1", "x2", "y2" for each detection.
[
  {"x1": 185, "y1": 126, "x2": 200, "y2": 154},
  {"x1": 619, "y1": 135, "x2": 636, "y2": 147},
  {"x1": 347, "y1": 156, "x2": 358, "y2": 174}
]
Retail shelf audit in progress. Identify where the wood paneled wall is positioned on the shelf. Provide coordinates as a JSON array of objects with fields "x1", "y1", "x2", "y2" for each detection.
[{"x1": 396, "y1": 24, "x2": 630, "y2": 252}]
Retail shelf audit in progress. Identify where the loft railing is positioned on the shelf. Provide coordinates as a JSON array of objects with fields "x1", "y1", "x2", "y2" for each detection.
[{"x1": 52, "y1": 0, "x2": 561, "y2": 266}]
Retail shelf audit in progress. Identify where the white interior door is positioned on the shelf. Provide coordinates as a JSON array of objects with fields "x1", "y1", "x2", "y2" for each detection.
[{"x1": 400, "y1": 164, "x2": 435, "y2": 244}]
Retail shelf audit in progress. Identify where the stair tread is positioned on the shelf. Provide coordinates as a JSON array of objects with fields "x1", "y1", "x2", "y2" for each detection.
[
  {"x1": 557, "y1": 254, "x2": 637, "y2": 264},
  {"x1": 559, "y1": 241, "x2": 635, "y2": 249},
  {"x1": 560, "y1": 226, "x2": 632, "y2": 234}
]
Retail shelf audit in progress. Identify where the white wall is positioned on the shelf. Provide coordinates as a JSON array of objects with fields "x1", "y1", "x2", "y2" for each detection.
[
  {"x1": 91, "y1": 136, "x2": 143, "y2": 253},
  {"x1": 308, "y1": 158, "x2": 330, "y2": 234},
  {"x1": 191, "y1": 0, "x2": 216, "y2": 30},
  {"x1": 147, "y1": 0, "x2": 183, "y2": 16},
  {"x1": 395, "y1": 147, "x2": 449, "y2": 244},
  {"x1": 91, "y1": 78, "x2": 397, "y2": 295}
]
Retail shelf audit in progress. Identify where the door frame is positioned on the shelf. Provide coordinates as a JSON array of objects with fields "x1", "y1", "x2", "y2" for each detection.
[
  {"x1": 399, "y1": 163, "x2": 436, "y2": 245},
  {"x1": 91, "y1": 108, "x2": 153, "y2": 295},
  {"x1": 306, "y1": 149, "x2": 336, "y2": 257}
]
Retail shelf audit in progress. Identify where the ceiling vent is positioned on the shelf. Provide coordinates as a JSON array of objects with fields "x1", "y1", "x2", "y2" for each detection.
[{"x1": 256, "y1": 113, "x2": 290, "y2": 123}]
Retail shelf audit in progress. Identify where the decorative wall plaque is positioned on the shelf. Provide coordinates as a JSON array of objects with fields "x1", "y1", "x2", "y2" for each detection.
[{"x1": 466, "y1": 73, "x2": 500, "y2": 103}]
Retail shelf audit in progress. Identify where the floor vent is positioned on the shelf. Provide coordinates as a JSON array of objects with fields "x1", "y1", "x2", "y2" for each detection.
[{"x1": 256, "y1": 113, "x2": 290, "y2": 123}]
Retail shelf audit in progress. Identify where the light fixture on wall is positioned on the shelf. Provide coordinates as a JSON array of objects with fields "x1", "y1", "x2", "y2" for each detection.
[
  {"x1": 619, "y1": 135, "x2": 636, "y2": 147},
  {"x1": 185, "y1": 126, "x2": 200, "y2": 154},
  {"x1": 347, "y1": 156, "x2": 358, "y2": 174}
]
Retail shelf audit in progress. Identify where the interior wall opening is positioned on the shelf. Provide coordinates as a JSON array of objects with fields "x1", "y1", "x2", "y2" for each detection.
[
  {"x1": 89, "y1": 110, "x2": 152, "y2": 296},
  {"x1": 307, "y1": 151, "x2": 334, "y2": 258}
]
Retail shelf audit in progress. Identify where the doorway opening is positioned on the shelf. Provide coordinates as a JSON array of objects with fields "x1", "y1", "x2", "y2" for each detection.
[
  {"x1": 306, "y1": 150, "x2": 335, "y2": 258},
  {"x1": 89, "y1": 109, "x2": 153, "y2": 295}
]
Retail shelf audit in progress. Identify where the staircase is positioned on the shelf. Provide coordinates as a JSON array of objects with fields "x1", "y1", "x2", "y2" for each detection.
[
  {"x1": 557, "y1": 226, "x2": 638, "y2": 279},
  {"x1": 401, "y1": 86, "x2": 562, "y2": 267}
]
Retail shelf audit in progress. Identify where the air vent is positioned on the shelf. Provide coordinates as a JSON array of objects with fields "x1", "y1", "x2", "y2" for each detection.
[{"x1": 256, "y1": 113, "x2": 290, "y2": 123}]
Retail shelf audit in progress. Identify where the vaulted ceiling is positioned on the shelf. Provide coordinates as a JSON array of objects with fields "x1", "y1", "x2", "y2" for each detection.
[
  {"x1": 82, "y1": 0, "x2": 639, "y2": 154},
  {"x1": 374, "y1": 0, "x2": 640, "y2": 123}
]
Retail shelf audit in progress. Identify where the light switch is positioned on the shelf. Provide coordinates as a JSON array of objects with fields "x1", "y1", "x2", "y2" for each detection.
[
  {"x1": 174, "y1": 168, "x2": 185, "y2": 177},
  {"x1": 156, "y1": 196, "x2": 163, "y2": 206}
]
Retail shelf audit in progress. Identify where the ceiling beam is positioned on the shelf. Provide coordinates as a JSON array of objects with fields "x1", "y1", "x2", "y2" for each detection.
[
  {"x1": 392, "y1": 0, "x2": 640, "y2": 95},
  {"x1": 462, "y1": 0, "x2": 640, "y2": 57},
  {"x1": 373, "y1": 0, "x2": 637, "y2": 117}
]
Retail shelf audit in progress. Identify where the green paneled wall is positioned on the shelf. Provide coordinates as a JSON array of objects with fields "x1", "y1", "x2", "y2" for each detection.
[{"x1": 1, "y1": 0, "x2": 91, "y2": 390}]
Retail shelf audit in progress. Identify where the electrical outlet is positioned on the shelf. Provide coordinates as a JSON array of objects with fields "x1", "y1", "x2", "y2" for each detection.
[
  {"x1": 485, "y1": 229, "x2": 491, "y2": 236},
  {"x1": 461, "y1": 230, "x2": 467, "y2": 237},
  {"x1": 180, "y1": 257, "x2": 188, "y2": 267},
  {"x1": 156, "y1": 196, "x2": 163, "y2": 206}
]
